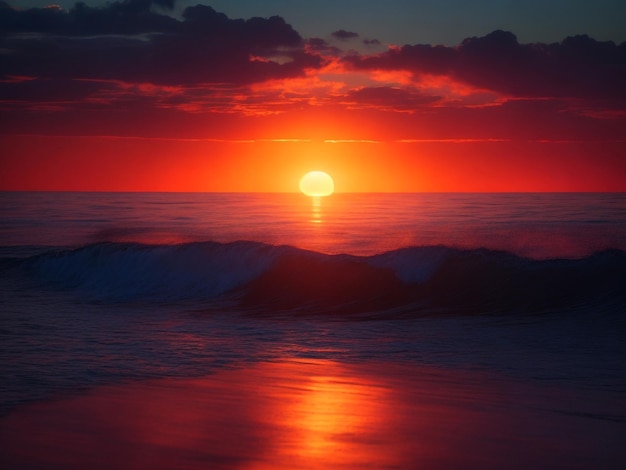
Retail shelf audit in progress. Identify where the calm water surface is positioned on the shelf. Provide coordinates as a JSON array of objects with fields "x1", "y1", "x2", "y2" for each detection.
[{"x1": 1, "y1": 192, "x2": 625, "y2": 257}]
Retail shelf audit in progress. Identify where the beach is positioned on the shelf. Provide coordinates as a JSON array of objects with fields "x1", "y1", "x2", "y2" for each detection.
[{"x1": 1, "y1": 192, "x2": 625, "y2": 468}]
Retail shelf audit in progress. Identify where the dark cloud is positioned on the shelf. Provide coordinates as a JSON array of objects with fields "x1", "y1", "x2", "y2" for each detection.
[
  {"x1": 0, "y1": 77, "x2": 112, "y2": 105},
  {"x1": 0, "y1": 1, "x2": 322, "y2": 85},
  {"x1": 331, "y1": 29, "x2": 359, "y2": 40},
  {"x1": 346, "y1": 30, "x2": 626, "y2": 100},
  {"x1": 1, "y1": 1, "x2": 624, "y2": 145},
  {"x1": 344, "y1": 86, "x2": 440, "y2": 111},
  {"x1": 363, "y1": 38, "x2": 381, "y2": 46},
  {"x1": 146, "y1": 0, "x2": 175, "y2": 10},
  {"x1": 306, "y1": 37, "x2": 341, "y2": 55},
  {"x1": 0, "y1": 0, "x2": 178, "y2": 35}
]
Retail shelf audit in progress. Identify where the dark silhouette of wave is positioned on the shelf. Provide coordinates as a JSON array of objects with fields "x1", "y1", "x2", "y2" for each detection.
[{"x1": 5, "y1": 241, "x2": 625, "y2": 316}]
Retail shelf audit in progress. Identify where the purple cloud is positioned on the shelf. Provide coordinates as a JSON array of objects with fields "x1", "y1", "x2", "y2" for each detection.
[
  {"x1": 332, "y1": 29, "x2": 359, "y2": 40},
  {"x1": 343, "y1": 86, "x2": 440, "y2": 111},
  {"x1": 0, "y1": 1, "x2": 322, "y2": 85},
  {"x1": 363, "y1": 38, "x2": 381, "y2": 46},
  {"x1": 346, "y1": 30, "x2": 626, "y2": 100}
]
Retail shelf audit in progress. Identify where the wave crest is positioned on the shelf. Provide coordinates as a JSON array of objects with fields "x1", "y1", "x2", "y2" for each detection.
[
  {"x1": 21, "y1": 241, "x2": 282, "y2": 302},
  {"x1": 9, "y1": 242, "x2": 626, "y2": 314}
]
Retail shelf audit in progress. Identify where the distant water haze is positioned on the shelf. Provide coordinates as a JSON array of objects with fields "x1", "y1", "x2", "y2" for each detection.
[{"x1": 1, "y1": 192, "x2": 624, "y2": 259}]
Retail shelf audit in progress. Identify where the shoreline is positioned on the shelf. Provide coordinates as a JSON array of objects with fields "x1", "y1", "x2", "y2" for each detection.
[{"x1": 1, "y1": 359, "x2": 624, "y2": 469}]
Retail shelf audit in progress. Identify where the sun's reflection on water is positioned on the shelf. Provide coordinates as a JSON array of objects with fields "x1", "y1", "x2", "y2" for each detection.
[{"x1": 310, "y1": 196, "x2": 322, "y2": 224}]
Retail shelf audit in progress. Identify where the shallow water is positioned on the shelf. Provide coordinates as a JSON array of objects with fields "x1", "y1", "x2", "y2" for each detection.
[{"x1": 2, "y1": 359, "x2": 624, "y2": 470}]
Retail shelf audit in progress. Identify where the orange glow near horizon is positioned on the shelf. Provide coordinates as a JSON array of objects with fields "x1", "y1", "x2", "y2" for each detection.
[
  {"x1": 1, "y1": 134, "x2": 625, "y2": 192},
  {"x1": 1, "y1": 13, "x2": 625, "y2": 194},
  {"x1": 2, "y1": 55, "x2": 625, "y2": 193}
]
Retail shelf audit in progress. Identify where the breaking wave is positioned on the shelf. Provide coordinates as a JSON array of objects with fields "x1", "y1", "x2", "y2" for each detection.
[{"x1": 4, "y1": 241, "x2": 626, "y2": 315}]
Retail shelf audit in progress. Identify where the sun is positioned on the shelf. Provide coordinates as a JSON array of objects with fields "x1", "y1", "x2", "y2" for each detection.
[{"x1": 299, "y1": 171, "x2": 334, "y2": 197}]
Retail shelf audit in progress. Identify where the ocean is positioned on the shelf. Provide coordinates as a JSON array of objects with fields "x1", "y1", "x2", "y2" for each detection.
[{"x1": 1, "y1": 191, "x2": 625, "y2": 469}]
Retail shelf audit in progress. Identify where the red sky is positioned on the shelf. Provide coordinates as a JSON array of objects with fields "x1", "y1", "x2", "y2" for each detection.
[{"x1": 1, "y1": 1, "x2": 625, "y2": 191}]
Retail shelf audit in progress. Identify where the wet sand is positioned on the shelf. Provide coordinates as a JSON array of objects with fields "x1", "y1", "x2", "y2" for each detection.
[{"x1": 1, "y1": 359, "x2": 624, "y2": 469}]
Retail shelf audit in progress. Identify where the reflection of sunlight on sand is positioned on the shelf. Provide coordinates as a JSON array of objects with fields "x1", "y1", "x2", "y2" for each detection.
[
  {"x1": 2, "y1": 358, "x2": 623, "y2": 469},
  {"x1": 253, "y1": 360, "x2": 392, "y2": 468},
  {"x1": 297, "y1": 375, "x2": 365, "y2": 457}
]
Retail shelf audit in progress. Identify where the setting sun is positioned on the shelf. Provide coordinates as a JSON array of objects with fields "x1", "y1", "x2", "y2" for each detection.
[{"x1": 299, "y1": 171, "x2": 335, "y2": 197}]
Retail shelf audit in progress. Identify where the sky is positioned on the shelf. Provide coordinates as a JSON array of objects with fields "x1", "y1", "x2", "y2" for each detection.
[{"x1": 1, "y1": 0, "x2": 625, "y2": 191}]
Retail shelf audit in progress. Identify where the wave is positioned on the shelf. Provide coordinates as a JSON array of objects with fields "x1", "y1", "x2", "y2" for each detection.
[
  {"x1": 12, "y1": 241, "x2": 283, "y2": 302},
  {"x1": 4, "y1": 241, "x2": 626, "y2": 315}
]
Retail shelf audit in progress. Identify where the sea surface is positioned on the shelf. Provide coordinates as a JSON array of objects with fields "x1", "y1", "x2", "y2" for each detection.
[{"x1": 1, "y1": 192, "x2": 625, "y2": 469}]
